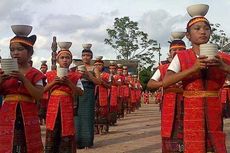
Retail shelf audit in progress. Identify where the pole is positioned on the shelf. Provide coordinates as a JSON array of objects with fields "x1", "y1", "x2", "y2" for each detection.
[
  {"x1": 51, "y1": 36, "x2": 57, "y2": 70},
  {"x1": 158, "y1": 43, "x2": 161, "y2": 65}
]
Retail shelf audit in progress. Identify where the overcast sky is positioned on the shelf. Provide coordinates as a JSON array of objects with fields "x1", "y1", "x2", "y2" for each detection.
[{"x1": 0, "y1": 0, "x2": 230, "y2": 69}]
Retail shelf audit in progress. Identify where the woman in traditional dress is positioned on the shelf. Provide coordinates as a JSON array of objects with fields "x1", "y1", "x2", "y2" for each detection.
[
  {"x1": 122, "y1": 66, "x2": 130, "y2": 114},
  {"x1": 75, "y1": 44, "x2": 101, "y2": 149},
  {"x1": 108, "y1": 62, "x2": 122, "y2": 125},
  {"x1": 94, "y1": 56, "x2": 111, "y2": 134},
  {"x1": 220, "y1": 76, "x2": 230, "y2": 118},
  {"x1": 0, "y1": 25, "x2": 44, "y2": 153},
  {"x1": 147, "y1": 32, "x2": 186, "y2": 153},
  {"x1": 44, "y1": 42, "x2": 83, "y2": 153},
  {"x1": 38, "y1": 61, "x2": 49, "y2": 125},
  {"x1": 163, "y1": 4, "x2": 230, "y2": 153}
]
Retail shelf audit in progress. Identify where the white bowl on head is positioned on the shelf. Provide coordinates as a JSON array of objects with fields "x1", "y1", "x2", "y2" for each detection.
[
  {"x1": 110, "y1": 61, "x2": 115, "y2": 64},
  {"x1": 58, "y1": 42, "x2": 72, "y2": 50},
  {"x1": 41, "y1": 60, "x2": 47, "y2": 64},
  {"x1": 187, "y1": 4, "x2": 209, "y2": 17},
  {"x1": 117, "y1": 63, "x2": 122, "y2": 67},
  {"x1": 82, "y1": 43, "x2": 92, "y2": 50},
  {"x1": 171, "y1": 32, "x2": 186, "y2": 40},
  {"x1": 95, "y1": 56, "x2": 103, "y2": 60},
  {"x1": 123, "y1": 66, "x2": 127, "y2": 69},
  {"x1": 11, "y1": 25, "x2": 32, "y2": 37}
]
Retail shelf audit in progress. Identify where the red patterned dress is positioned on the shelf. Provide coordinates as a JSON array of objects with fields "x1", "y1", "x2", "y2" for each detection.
[
  {"x1": 116, "y1": 74, "x2": 125, "y2": 118},
  {"x1": 130, "y1": 80, "x2": 137, "y2": 111},
  {"x1": 220, "y1": 81, "x2": 230, "y2": 118},
  {"x1": 159, "y1": 63, "x2": 184, "y2": 153},
  {"x1": 95, "y1": 72, "x2": 110, "y2": 133},
  {"x1": 109, "y1": 74, "x2": 121, "y2": 125},
  {"x1": 176, "y1": 49, "x2": 230, "y2": 153},
  {"x1": 38, "y1": 75, "x2": 49, "y2": 124},
  {"x1": 0, "y1": 68, "x2": 44, "y2": 153},
  {"x1": 135, "y1": 81, "x2": 142, "y2": 108},
  {"x1": 45, "y1": 70, "x2": 80, "y2": 153},
  {"x1": 143, "y1": 92, "x2": 149, "y2": 104},
  {"x1": 122, "y1": 75, "x2": 130, "y2": 112}
]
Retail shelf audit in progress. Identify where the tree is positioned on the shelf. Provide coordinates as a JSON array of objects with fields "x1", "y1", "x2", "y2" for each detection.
[
  {"x1": 210, "y1": 23, "x2": 230, "y2": 52},
  {"x1": 139, "y1": 65, "x2": 156, "y2": 91},
  {"x1": 104, "y1": 16, "x2": 159, "y2": 68}
]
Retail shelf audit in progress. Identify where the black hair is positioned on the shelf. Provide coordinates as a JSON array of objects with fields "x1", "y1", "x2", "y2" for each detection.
[{"x1": 82, "y1": 49, "x2": 93, "y2": 59}]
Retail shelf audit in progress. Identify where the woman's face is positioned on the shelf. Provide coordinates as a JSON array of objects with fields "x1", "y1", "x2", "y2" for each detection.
[
  {"x1": 186, "y1": 22, "x2": 211, "y2": 45},
  {"x1": 109, "y1": 67, "x2": 116, "y2": 74},
  {"x1": 40, "y1": 67, "x2": 48, "y2": 73},
  {"x1": 169, "y1": 47, "x2": 185, "y2": 58},
  {"x1": 82, "y1": 52, "x2": 92, "y2": 64},
  {"x1": 123, "y1": 70, "x2": 128, "y2": 75},
  {"x1": 57, "y1": 53, "x2": 72, "y2": 68},
  {"x1": 10, "y1": 42, "x2": 31, "y2": 64},
  {"x1": 117, "y1": 70, "x2": 122, "y2": 75},
  {"x1": 94, "y1": 63, "x2": 103, "y2": 72}
]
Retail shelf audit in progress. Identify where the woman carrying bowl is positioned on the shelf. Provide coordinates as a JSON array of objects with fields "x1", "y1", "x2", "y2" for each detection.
[
  {"x1": 147, "y1": 32, "x2": 186, "y2": 153},
  {"x1": 44, "y1": 42, "x2": 84, "y2": 153},
  {"x1": 94, "y1": 56, "x2": 111, "y2": 134},
  {"x1": 163, "y1": 4, "x2": 230, "y2": 153},
  {"x1": 0, "y1": 25, "x2": 44, "y2": 153},
  {"x1": 75, "y1": 44, "x2": 101, "y2": 149}
]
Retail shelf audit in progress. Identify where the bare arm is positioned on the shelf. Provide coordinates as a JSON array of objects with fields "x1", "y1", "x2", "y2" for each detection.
[
  {"x1": 62, "y1": 76, "x2": 84, "y2": 96},
  {"x1": 163, "y1": 69, "x2": 195, "y2": 88},
  {"x1": 44, "y1": 77, "x2": 61, "y2": 92},
  {"x1": 75, "y1": 87, "x2": 84, "y2": 96},
  {"x1": 163, "y1": 56, "x2": 208, "y2": 88},
  {"x1": 147, "y1": 80, "x2": 163, "y2": 90},
  {"x1": 101, "y1": 80, "x2": 111, "y2": 88},
  {"x1": 10, "y1": 71, "x2": 44, "y2": 101},
  {"x1": 22, "y1": 78, "x2": 44, "y2": 101},
  {"x1": 84, "y1": 70, "x2": 102, "y2": 85}
]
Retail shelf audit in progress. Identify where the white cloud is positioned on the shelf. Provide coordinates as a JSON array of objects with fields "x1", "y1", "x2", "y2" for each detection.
[{"x1": 0, "y1": 0, "x2": 230, "y2": 69}]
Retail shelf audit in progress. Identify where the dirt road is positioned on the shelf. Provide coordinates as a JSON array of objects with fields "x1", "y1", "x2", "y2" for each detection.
[{"x1": 41, "y1": 100, "x2": 230, "y2": 153}]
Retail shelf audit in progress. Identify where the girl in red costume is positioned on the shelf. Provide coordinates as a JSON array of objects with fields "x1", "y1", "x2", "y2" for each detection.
[
  {"x1": 0, "y1": 25, "x2": 44, "y2": 153},
  {"x1": 147, "y1": 32, "x2": 186, "y2": 153},
  {"x1": 44, "y1": 42, "x2": 83, "y2": 153},
  {"x1": 39, "y1": 61, "x2": 49, "y2": 125},
  {"x1": 163, "y1": 4, "x2": 230, "y2": 153},
  {"x1": 94, "y1": 56, "x2": 111, "y2": 134}
]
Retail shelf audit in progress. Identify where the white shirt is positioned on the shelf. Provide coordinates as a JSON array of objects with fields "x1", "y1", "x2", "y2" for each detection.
[
  {"x1": 77, "y1": 79, "x2": 84, "y2": 91},
  {"x1": 167, "y1": 55, "x2": 181, "y2": 73},
  {"x1": 168, "y1": 54, "x2": 199, "y2": 73},
  {"x1": 151, "y1": 69, "x2": 161, "y2": 81},
  {"x1": 36, "y1": 80, "x2": 43, "y2": 86}
]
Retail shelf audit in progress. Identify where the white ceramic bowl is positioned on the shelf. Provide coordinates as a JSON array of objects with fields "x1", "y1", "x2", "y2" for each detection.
[
  {"x1": 11, "y1": 25, "x2": 32, "y2": 37},
  {"x1": 95, "y1": 56, "x2": 103, "y2": 60},
  {"x1": 1, "y1": 58, "x2": 18, "y2": 74},
  {"x1": 200, "y1": 43, "x2": 218, "y2": 59},
  {"x1": 171, "y1": 32, "x2": 186, "y2": 40},
  {"x1": 82, "y1": 43, "x2": 92, "y2": 49},
  {"x1": 41, "y1": 60, "x2": 47, "y2": 64},
  {"x1": 57, "y1": 67, "x2": 68, "y2": 78},
  {"x1": 110, "y1": 61, "x2": 115, "y2": 64},
  {"x1": 117, "y1": 64, "x2": 122, "y2": 67},
  {"x1": 58, "y1": 42, "x2": 72, "y2": 50},
  {"x1": 123, "y1": 66, "x2": 127, "y2": 69},
  {"x1": 187, "y1": 4, "x2": 209, "y2": 17}
]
